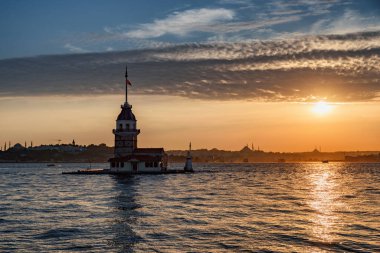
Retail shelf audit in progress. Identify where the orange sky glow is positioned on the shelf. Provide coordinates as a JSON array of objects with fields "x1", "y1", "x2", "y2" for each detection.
[{"x1": 1, "y1": 95, "x2": 379, "y2": 152}]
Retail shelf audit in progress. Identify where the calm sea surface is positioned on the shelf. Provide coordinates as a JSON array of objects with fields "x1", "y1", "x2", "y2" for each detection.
[{"x1": 0, "y1": 163, "x2": 379, "y2": 252}]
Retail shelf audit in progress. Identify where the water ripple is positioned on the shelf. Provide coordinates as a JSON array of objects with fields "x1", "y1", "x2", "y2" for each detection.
[{"x1": 0, "y1": 162, "x2": 379, "y2": 252}]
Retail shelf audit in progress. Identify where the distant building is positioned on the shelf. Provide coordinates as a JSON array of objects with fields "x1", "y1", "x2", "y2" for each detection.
[
  {"x1": 240, "y1": 145, "x2": 252, "y2": 154},
  {"x1": 9, "y1": 143, "x2": 25, "y2": 151},
  {"x1": 345, "y1": 153, "x2": 380, "y2": 162},
  {"x1": 29, "y1": 144, "x2": 86, "y2": 153},
  {"x1": 108, "y1": 66, "x2": 168, "y2": 173}
]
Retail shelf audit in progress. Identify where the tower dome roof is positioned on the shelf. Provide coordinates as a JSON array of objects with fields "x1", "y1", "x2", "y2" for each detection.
[{"x1": 117, "y1": 105, "x2": 136, "y2": 121}]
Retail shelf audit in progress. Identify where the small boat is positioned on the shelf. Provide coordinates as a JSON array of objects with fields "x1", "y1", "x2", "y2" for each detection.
[
  {"x1": 322, "y1": 160, "x2": 329, "y2": 163},
  {"x1": 47, "y1": 164, "x2": 55, "y2": 167}
]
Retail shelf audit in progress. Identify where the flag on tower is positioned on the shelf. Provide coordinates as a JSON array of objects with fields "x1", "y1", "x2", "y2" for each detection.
[{"x1": 125, "y1": 65, "x2": 131, "y2": 85}]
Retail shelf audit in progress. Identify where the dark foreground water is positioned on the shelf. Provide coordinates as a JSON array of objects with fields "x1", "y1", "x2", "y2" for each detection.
[{"x1": 0, "y1": 163, "x2": 379, "y2": 252}]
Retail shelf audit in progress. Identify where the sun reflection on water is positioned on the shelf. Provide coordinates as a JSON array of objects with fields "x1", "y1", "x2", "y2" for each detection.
[{"x1": 308, "y1": 165, "x2": 342, "y2": 243}]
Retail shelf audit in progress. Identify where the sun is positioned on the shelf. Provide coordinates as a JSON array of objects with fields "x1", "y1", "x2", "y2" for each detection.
[{"x1": 312, "y1": 101, "x2": 332, "y2": 115}]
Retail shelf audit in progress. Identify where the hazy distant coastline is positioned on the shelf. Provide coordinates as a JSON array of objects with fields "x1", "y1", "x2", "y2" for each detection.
[{"x1": 0, "y1": 143, "x2": 379, "y2": 163}]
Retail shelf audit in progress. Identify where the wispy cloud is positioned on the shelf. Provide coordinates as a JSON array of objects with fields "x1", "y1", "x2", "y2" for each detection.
[
  {"x1": 270, "y1": 0, "x2": 345, "y2": 15},
  {"x1": 112, "y1": 8, "x2": 235, "y2": 39},
  {"x1": 102, "y1": 4, "x2": 310, "y2": 41},
  {"x1": 311, "y1": 9, "x2": 380, "y2": 35},
  {"x1": 63, "y1": 43, "x2": 88, "y2": 53},
  {"x1": 1, "y1": 31, "x2": 379, "y2": 103},
  {"x1": 61, "y1": 0, "x2": 379, "y2": 54}
]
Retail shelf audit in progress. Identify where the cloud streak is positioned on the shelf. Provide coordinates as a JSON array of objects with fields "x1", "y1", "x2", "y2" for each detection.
[
  {"x1": 63, "y1": 43, "x2": 88, "y2": 53},
  {"x1": 111, "y1": 8, "x2": 235, "y2": 39},
  {"x1": 310, "y1": 9, "x2": 380, "y2": 35},
  {"x1": 1, "y1": 31, "x2": 379, "y2": 102},
  {"x1": 61, "y1": 1, "x2": 380, "y2": 55}
]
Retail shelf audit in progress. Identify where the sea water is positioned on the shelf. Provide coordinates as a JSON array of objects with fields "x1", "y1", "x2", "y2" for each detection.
[{"x1": 0, "y1": 163, "x2": 379, "y2": 252}]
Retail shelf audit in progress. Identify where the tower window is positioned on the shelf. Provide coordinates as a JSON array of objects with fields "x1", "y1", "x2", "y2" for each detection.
[
  {"x1": 145, "y1": 162, "x2": 157, "y2": 167},
  {"x1": 126, "y1": 124, "x2": 129, "y2": 129},
  {"x1": 119, "y1": 123, "x2": 123, "y2": 130}
]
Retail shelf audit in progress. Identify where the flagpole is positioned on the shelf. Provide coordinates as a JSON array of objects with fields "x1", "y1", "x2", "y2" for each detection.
[
  {"x1": 126, "y1": 80, "x2": 128, "y2": 104},
  {"x1": 125, "y1": 65, "x2": 128, "y2": 104}
]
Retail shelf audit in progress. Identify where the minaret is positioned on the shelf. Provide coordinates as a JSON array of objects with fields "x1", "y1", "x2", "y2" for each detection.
[{"x1": 112, "y1": 65, "x2": 140, "y2": 157}]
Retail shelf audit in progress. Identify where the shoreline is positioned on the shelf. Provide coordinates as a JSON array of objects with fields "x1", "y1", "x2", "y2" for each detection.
[{"x1": 1, "y1": 161, "x2": 380, "y2": 164}]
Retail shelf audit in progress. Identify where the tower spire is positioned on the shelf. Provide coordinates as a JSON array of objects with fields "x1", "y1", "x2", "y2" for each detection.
[{"x1": 124, "y1": 64, "x2": 132, "y2": 106}]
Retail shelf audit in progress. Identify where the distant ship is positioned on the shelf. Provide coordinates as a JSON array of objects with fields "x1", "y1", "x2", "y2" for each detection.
[{"x1": 322, "y1": 160, "x2": 329, "y2": 163}]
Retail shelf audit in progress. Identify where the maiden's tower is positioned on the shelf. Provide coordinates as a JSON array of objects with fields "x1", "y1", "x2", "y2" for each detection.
[{"x1": 108, "y1": 66, "x2": 168, "y2": 173}]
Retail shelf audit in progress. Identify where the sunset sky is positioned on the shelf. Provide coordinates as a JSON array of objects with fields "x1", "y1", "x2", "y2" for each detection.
[{"x1": 1, "y1": 0, "x2": 380, "y2": 151}]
